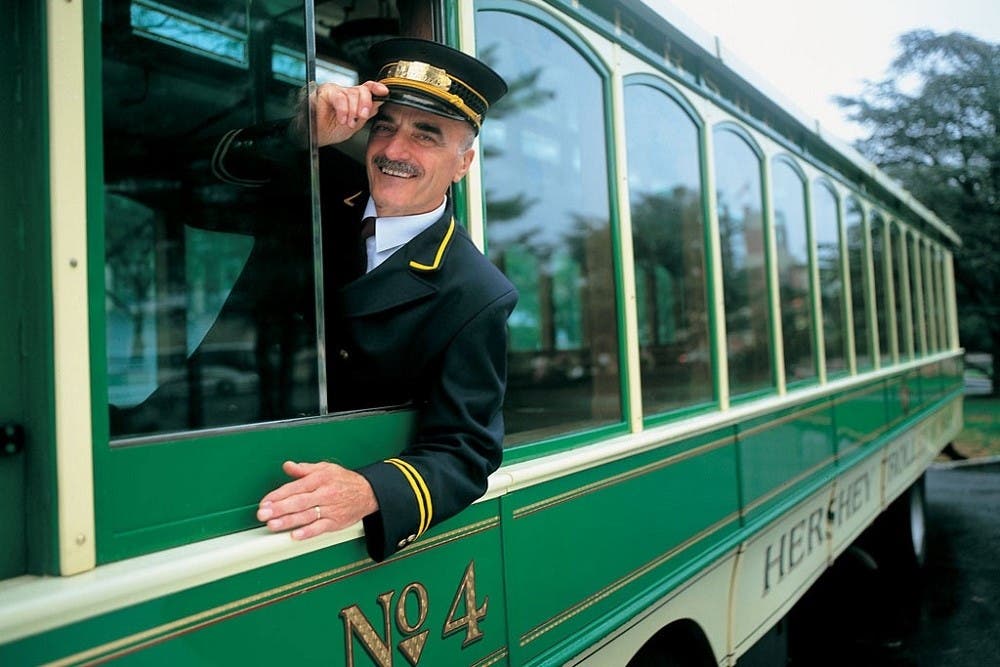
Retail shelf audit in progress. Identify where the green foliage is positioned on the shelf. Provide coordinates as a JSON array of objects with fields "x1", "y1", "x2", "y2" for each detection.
[
  {"x1": 953, "y1": 396, "x2": 1000, "y2": 458},
  {"x1": 836, "y1": 30, "x2": 999, "y2": 374}
]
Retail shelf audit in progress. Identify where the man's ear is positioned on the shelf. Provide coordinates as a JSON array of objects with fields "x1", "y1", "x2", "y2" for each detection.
[{"x1": 452, "y1": 147, "x2": 476, "y2": 183}]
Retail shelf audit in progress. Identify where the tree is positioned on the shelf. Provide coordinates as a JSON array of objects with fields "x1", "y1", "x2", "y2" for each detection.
[{"x1": 835, "y1": 30, "x2": 999, "y2": 393}]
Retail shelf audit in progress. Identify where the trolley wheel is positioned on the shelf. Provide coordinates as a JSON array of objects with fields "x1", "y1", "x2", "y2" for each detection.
[{"x1": 872, "y1": 475, "x2": 928, "y2": 574}]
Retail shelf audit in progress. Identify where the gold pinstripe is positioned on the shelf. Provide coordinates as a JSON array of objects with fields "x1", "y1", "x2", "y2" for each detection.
[
  {"x1": 43, "y1": 518, "x2": 500, "y2": 666},
  {"x1": 385, "y1": 458, "x2": 433, "y2": 536},
  {"x1": 513, "y1": 435, "x2": 735, "y2": 519},
  {"x1": 409, "y1": 218, "x2": 455, "y2": 271},
  {"x1": 519, "y1": 510, "x2": 740, "y2": 646},
  {"x1": 471, "y1": 647, "x2": 509, "y2": 667}
]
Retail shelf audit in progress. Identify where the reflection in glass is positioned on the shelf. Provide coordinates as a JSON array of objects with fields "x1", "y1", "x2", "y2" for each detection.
[
  {"x1": 813, "y1": 182, "x2": 847, "y2": 374},
  {"x1": 870, "y1": 213, "x2": 890, "y2": 363},
  {"x1": 625, "y1": 84, "x2": 712, "y2": 415},
  {"x1": 923, "y1": 243, "x2": 939, "y2": 352},
  {"x1": 772, "y1": 159, "x2": 816, "y2": 383},
  {"x1": 910, "y1": 235, "x2": 927, "y2": 356},
  {"x1": 892, "y1": 224, "x2": 913, "y2": 360},
  {"x1": 477, "y1": 11, "x2": 621, "y2": 444},
  {"x1": 103, "y1": 0, "x2": 319, "y2": 437},
  {"x1": 845, "y1": 197, "x2": 871, "y2": 370},
  {"x1": 935, "y1": 249, "x2": 949, "y2": 350},
  {"x1": 714, "y1": 129, "x2": 773, "y2": 395}
]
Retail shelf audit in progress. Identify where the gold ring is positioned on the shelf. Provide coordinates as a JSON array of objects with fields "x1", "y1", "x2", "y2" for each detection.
[{"x1": 314, "y1": 505, "x2": 322, "y2": 521}]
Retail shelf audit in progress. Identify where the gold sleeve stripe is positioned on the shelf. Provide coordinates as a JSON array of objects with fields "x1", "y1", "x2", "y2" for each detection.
[
  {"x1": 389, "y1": 457, "x2": 433, "y2": 535},
  {"x1": 384, "y1": 459, "x2": 426, "y2": 534},
  {"x1": 385, "y1": 458, "x2": 433, "y2": 536},
  {"x1": 409, "y1": 218, "x2": 455, "y2": 272}
]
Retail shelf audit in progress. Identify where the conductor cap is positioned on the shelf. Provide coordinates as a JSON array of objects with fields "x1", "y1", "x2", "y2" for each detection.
[{"x1": 370, "y1": 38, "x2": 507, "y2": 132}]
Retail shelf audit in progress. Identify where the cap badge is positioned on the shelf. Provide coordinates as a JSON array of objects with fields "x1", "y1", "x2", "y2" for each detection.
[{"x1": 383, "y1": 60, "x2": 453, "y2": 91}]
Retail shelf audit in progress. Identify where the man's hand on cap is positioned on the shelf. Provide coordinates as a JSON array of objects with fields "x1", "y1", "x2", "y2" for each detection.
[{"x1": 315, "y1": 80, "x2": 390, "y2": 147}]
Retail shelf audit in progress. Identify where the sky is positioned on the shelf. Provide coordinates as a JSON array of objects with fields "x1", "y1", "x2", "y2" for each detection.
[{"x1": 660, "y1": 0, "x2": 1000, "y2": 143}]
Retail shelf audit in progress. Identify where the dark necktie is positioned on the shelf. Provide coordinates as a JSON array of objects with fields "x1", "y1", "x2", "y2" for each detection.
[{"x1": 357, "y1": 216, "x2": 376, "y2": 277}]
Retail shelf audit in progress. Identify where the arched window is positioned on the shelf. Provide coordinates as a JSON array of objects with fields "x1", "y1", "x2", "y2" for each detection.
[
  {"x1": 624, "y1": 80, "x2": 712, "y2": 416},
  {"x1": 870, "y1": 212, "x2": 891, "y2": 363},
  {"x1": 891, "y1": 223, "x2": 912, "y2": 360},
  {"x1": 477, "y1": 8, "x2": 619, "y2": 445},
  {"x1": 812, "y1": 181, "x2": 847, "y2": 375},
  {"x1": 845, "y1": 197, "x2": 871, "y2": 370},
  {"x1": 772, "y1": 158, "x2": 816, "y2": 384},
  {"x1": 910, "y1": 234, "x2": 928, "y2": 356},
  {"x1": 934, "y1": 247, "x2": 949, "y2": 350},
  {"x1": 714, "y1": 127, "x2": 773, "y2": 395},
  {"x1": 923, "y1": 241, "x2": 940, "y2": 353}
]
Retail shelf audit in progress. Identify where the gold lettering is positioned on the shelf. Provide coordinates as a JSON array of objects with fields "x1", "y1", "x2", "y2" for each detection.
[
  {"x1": 396, "y1": 582, "x2": 430, "y2": 666},
  {"x1": 341, "y1": 591, "x2": 394, "y2": 667},
  {"x1": 396, "y1": 582, "x2": 429, "y2": 634},
  {"x1": 443, "y1": 561, "x2": 488, "y2": 647}
]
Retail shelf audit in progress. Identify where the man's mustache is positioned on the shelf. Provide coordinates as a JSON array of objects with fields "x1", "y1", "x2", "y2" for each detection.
[{"x1": 373, "y1": 155, "x2": 422, "y2": 177}]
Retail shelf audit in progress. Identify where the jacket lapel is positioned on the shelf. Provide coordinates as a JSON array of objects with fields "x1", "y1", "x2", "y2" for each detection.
[{"x1": 338, "y1": 206, "x2": 456, "y2": 317}]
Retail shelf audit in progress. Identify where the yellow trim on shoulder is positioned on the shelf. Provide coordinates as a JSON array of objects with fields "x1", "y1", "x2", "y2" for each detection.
[
  {"x1": 385, "y1": 458, "x2": 434, "y2": 536},
  {"x1": 409, "y1": 218, "x2": 455, "y2": 272}
]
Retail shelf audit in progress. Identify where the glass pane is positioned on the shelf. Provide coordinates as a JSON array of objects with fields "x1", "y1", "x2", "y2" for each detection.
[
  {"x1": 845, "y1": 198, "x2": 871, "y2": 371},
  {"x1": 813, "y1": 182, "x2": 847, "y2": 375},
  {"x1": 772, "y1": 160, "x2": 816, "y2": 383},
  {"x1": 477, "y1": 11, "x2": 621, "y2": 445},
  {"x1": 923, "y1": 243, "x2": 939, "y2": 352},
  {"x1": 935, "y1": 249, "x2": 949, "y2": 350},
  {"x1": 624, "y1": 84, "x2": 712, "y2": 415},
  {"x1": 104, "y1": 0, "x2": 319, "y2": 438},
  {"x1": 714, "y1": 129, "x2": 773, "y2": 395},
  {"x1": 870, "y1": 214, "x2": 890, "y2": 363},
  {"x1": 910, "y1": 235, "x2": 927, "y2": 356},
  {"x1": 892, "y1": 224, "x2": 911, "y2": 360}
]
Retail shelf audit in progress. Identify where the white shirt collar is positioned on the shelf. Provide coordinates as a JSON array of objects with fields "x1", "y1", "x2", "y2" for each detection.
[{"x1": 362, "y1": 196, "x2": 448, "y2": 255}]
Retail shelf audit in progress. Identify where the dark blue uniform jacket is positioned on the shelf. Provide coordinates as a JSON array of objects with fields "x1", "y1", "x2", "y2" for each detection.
[{"x1": 321, "y1": 176, "x2": 517, "y2": 561}]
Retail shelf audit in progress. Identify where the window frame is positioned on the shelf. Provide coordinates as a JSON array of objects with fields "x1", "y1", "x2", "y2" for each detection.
[
  {"x1": 711, "y1": 122, "x2": 777, "y2": 403},
  {"x1": 622, "y1": 74, "x2": 718, "y2": 426},
  {"x1": 85, "y1": 0, "x2": 437, "y2": 564},
  {"x1": 475, "y1": 0, "x2": 631, "y2": 463},
  {"x1": 770, "y1": 154, "x2": 818, "y2": 390}
]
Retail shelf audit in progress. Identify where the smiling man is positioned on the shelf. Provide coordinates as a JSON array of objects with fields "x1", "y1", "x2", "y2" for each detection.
[{"x1": 254, "y1": 39, "x2": 518, "y2": 561}]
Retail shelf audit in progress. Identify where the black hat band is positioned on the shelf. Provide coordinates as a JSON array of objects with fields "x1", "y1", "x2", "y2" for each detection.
[{"x1": 378, "y1": 59, "x2": 490, "y2": 129}]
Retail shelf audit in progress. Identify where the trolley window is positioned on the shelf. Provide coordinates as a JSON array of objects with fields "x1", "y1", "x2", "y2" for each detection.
[
  {"x1": 772, "y1": 158, "x2": 816, "y2": 385},
  {"x1": 476, "y1": 7, "x2": 622, "y2": 446},
  {"x1": 813, "y1": 180, "x2": 847, "y2": 375},
  {"x1": 871, "y1": 212, "x2": 891, "y2": 364},
  {"x1": 100, "y1": 0, "x2": 436, "y2": 441},
  {"x1": 891, "y1": 223, "x2": 912, "y2": 361},
  {"x1": 923, "y1": 241, "x2": 940, "y2": 353},
  {"x1": 910, "y1": 234, "x2": 928, "y2": 356},
  {"x1": 845, "y1": 196, "x2": 872, "y2": 371},
  {"x1": 102, "y1": 0, "x2": 320, "y2": 439},
  {"x1": 714, "y1": 126, "x2": 774, "y2": 397},
  {"x1": 624, "y1": 81, "x2": 713, "y2": 417}
]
